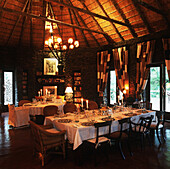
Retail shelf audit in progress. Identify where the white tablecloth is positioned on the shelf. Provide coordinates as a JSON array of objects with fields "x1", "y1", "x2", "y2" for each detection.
[
  {"x1": 44, "y1": 109, "x2": 155, "y2": 150},
  {"x1": 8, "y1": 106, "x2": 30, "y2": 127},
  {"x1": 23, "y1": 102, "x2": 64, "y2": 116}
]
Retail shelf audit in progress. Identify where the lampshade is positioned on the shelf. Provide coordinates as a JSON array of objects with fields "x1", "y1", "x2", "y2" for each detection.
[{"x1": 65, "y1": 87, "x2": 73, "y2": 93}]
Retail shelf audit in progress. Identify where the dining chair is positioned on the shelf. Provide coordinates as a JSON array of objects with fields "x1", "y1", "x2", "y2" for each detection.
[
  {"x1": 150, "y1": 111, "x2": 165, "y2": 144},
  {"x1": 29, "y1": 121, "x2": 66, "y2": 166},
  {"x1": 107, "y1": 118, "x2": 132, "y2": 160},
  {"x1": 86, "y1": 121, "x2": 112, "y2": 165},
  {"x1": 43, "y1": 105, "x2": 59, "y2": 116},
  {"x1": 63, "y1": 102, "x2": 77, "y2": 113},
  {"x1": 130, "y1": 115, "x2": 154, "y2": 150},
  {"x1": 88, "y1": 101, "x2": 98, "y2": 110},
  {"x1": 18, "y1": 100, "x2": 31, "y2": 106},
  {"x1": 139, "y1": 101, "x2": 152, "y2": 110}
]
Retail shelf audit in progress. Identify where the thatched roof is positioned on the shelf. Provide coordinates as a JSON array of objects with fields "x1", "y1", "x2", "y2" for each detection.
[{"x1": 0, "y1": 0, "x2": 169, "y2": 50}]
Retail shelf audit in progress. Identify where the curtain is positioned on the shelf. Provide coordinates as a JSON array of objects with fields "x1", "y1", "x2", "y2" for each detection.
[
  {"x1": 162, "y1": 38, "x2": 170, "y2": 80},
  {"x1": 136, "y1": 40, "x2": 155, "y2": 97},
  {"x1": 97, "y1": 50, "x2": 111, "y2": 97},
  {"x1": 112, "y1": 46, "x2": 129, "y2": 92}
]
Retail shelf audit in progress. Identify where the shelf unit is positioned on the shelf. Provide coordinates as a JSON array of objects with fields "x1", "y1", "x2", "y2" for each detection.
[
  {"x1": 22, "y1": 71, "x2": 28, "y2": 99},
  {"x1": 73, "y1": 71, "x2": 82, "y2": 104}
]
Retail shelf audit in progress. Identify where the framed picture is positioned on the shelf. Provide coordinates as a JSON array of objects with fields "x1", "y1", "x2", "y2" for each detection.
[
  {"x1": 44, "y1": 58, "x2": 58, "y2": 75},
  {"x1": 43, "y1": 86, "x2": 57, "y2": 96}
]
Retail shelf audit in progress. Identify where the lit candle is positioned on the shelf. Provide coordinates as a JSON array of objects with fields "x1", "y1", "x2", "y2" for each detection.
[
  {"x1": 118, "y1": 95, "x2": 120, "y2": 104},
  {"x1": 48, "y1": 91, "x2": 50, "y2": 96},
  {"x1": 38, "y1": 91, "x2": 40, "y2": 97},
  {"x1": 45, "y1": 89, "x2": 48, "y2": 96},
  {"x1": 81, "y1": 98, "x2": 83, "y2": 107},
  {"x1": 86, "y1": 100, "x2": 89, "y2": 109},
  {"x1": 40, "y1": 89, "x2": 42, "y2": 96}
]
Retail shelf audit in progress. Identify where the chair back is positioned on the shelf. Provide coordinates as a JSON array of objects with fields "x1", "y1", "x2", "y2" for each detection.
[
  {"x1": 94, "y1": 121, "x2": 112, "y2": 144},
  {"x1": 132, "y1": 115, "x2": 153, "y2": 133},
  {"x1": 8, "y1": 104, "x2": 16, "y2": 126},
  {"x1": 63, "y1": 102, "x2": 77, "y2": 113},
  {"x1": 156, "y1": 111, "x2": 165, "y2": 127},
  {"x1": 88, "y1": 101, "x2": 98, "y2": 110},
  {"x1": 117, "y1": 118, "x2": 131, "y2": 139},
  {"x1": 43, "y1": 105, "x2": 58, "y2": 116},
  {"x1": 18, "y1": 100, "x2": 31, "y2": 106},
  {"x1": 139, "y1": 101, "x2": 152, "y2": 110}
]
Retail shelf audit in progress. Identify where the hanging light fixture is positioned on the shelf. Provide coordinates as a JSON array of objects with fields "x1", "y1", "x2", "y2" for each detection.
[{"x1": 44, "y1": 4, "x2": 79, "y2": 74}]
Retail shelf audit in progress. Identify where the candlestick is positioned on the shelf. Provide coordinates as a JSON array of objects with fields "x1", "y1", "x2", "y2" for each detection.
[
  {"x1": 45, "y1": 89, "x2": 48, "y2": 96},
  {"x1": 86, "y1": 100, "x2": 89, "y2": 109},
  {"x1": 122, "y1": 97, "x2": 123, "y2": 105},
  {"x1": 118, "y1": 95, "x2": 120, "y2": 105},
  {"x1": 38, "y1": 91, "x2": 40, "y2": 97},
  {"x1": 81, "y1": 98, "x2": 83, "y2": 108},
  {"x1": 48, "y1": 91, "x2": 50, "y2": 96},
  {"x1": 40, "y1": 89, "x2": 42, "y2": 96}
]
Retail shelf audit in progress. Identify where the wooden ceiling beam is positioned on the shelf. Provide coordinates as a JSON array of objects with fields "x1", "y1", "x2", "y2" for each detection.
[
  {"x1": 0, "y1": 0, "x2": 9, "y2": 19},
  {"x1": 110, "y1": 0, "x2": 137, "y2": 38},
  {"x1": 155, "y1": 0, "x2": 170, "y2": 28},
  {"x1": 46, "y1": 0, "x2": 129, "y2": 27},
  {"x1": 80, "y1": 2, "x2": 115, "y2": 44},
  {"x1": 6, "y1": 0, "x2": 30, "y2": 46},
  {"x1": 94, "y1": 0, "x2": 124, "y2": 41},
  {"x1": 67, "y1": 0, "x2": 100, "y2": 47},
  {"x1": 135, "y1": 0, "x2": 165, "y2": 15},
  {"x1": 0, "y1": 6, "x2": 109, "y2": 36},
  {"x1": 68, "y1": 8, "x2": 77, "y2": 40},
  {"x1": 131, "y1": 0, "x2": 153, "y2": 33},
  {"x1": 70, "y1": 9, "x2": 90, "y2": 47}
]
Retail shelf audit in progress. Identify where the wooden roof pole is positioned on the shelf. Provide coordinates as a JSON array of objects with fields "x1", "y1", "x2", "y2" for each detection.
[
  {"x1": 46, "y1": 0, "x2": 129, "y2": 27},
  {"x1": 0, "y1": 6, "x2": 109, "y2": 36},
  {"x1": 6, "y1": 0, "x2": 30, "y2": 46},
  {"x1": 110, "y1": 0, "x2": 137, "y2": 38},
  {"x1": 94, "y1": 0, "x2": 124, "y2": 41},
  {"x1": 67, "y1": 0, "x2": 100, "y2": 47},
  {"x1": 80, "y1": 2, "x2": 115, "y2": 44},
  {"x1": 131, "y1": 0, "x2": 153, "y2": 33}
]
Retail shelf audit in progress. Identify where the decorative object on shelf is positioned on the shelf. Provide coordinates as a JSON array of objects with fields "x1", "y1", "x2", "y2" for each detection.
[
  {"x1": 43, "y1": 86, "x2": 57, "y2": 97},
  {"x1": 44, "y1": 4, "x2": 79, "y2": 74},
  {"x1": 162, "y1": 80, "x2": 170, "y2": 97},
  {"x1": 22, "y1": 71, "x2": 28, "y2": 99},
  {"x1": 65, "y1": 87, "x2": 73, "y2": 103},
  {"x1": 73, "y1": 71, "x2": 82, "y2": 105},
  {"x1": 44, "y1": 58, "x2": 58, "y2": 75}
]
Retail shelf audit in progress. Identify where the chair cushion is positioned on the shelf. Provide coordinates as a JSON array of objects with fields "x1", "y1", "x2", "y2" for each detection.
[
  {"x1": 150, "y1": 123, "x2": 163, "y2": 129},
  {"x1": 46, "y1": 128, "x2": 60, "y2": 133},
  {"x1": 87, "y1": 136, "x2": 110, "y2": 144},
  {"x1": 109, "y1": 131, "x2": 128, "y2": 140},
  {"x1": 132, "y1": 126, "x2": 146, "y2": 132}
]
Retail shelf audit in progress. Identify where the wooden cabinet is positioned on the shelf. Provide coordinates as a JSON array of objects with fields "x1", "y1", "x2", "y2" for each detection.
[{"x1": 73, "y1": 71, "x2": 82, "y2": 104}]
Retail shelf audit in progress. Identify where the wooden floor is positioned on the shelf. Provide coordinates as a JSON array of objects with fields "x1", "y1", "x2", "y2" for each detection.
[{"x1": 0, "y1": 113, "x2": 170, "y2": 169}]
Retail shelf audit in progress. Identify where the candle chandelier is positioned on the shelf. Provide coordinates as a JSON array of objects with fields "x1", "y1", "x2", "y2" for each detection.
[{"x1": 44, "y1": 4, "x2": 79, "y2": 71}]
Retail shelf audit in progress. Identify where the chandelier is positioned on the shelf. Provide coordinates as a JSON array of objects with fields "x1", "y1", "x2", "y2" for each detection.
[{"x1": 44, "y1": 4, "x2": 79, "y2": 72}]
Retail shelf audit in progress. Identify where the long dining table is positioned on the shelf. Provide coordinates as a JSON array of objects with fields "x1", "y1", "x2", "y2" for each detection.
[{"x1": 44, "y1": 107, "x2": 156, "y2": 150}]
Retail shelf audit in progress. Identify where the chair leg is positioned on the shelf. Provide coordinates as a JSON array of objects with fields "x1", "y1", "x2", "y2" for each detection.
[
  {"x1": 147, "y1": 133, "x2": 152, "y2": 146},
  {"x1": 127, "y1": 140, "x2": 133, "y2": 156},
  {"x1": 156, "y1": 128, "x2": 162, "y2": 144},
  {"x1": 118, "y1": 141, "x2": 125, "y2": 160},
  {"x1": 160, "y1": 128, "x2": 166, "y2": 142},
  {"x1": 140, "y1": 134, "x2": 144, "y2": 150}
]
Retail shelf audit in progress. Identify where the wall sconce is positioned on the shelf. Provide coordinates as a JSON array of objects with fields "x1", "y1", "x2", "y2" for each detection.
[{"x1": 65, "y1": 87, "x2": 73, "y2": 102}]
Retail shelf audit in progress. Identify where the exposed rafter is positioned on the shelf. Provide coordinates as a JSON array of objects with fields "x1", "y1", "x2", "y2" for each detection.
[
  {"x1": 0, "y1": 0, "x2": 9, "y2": 19},
  {"x1": 131, "y1": 0, "x2": 153, "y2": 33},
  {"x1": 94, "y1": 0, "x2": 124, "y2": 41},
  {"x1": 0, "y1": 6, "x2": 109, "y2": 36},
  {"x1": 80, "y1": 1, "x2": 115, "y2": 44},
  {"x1": 46, "y1": 0, "x2": 129, "y2": 27},
  {"x1": 70, "y1": 9, "x2": 90, "y2": 47},
  {"x1": 6, "y1": 0, "x2": 30, "y2": 46},
  {"x1": 67, "y1": 0, "x2": 100, "y2": 47},
  {"x1": 110, "y1": 0, "x2": 138, "y2": 38}
]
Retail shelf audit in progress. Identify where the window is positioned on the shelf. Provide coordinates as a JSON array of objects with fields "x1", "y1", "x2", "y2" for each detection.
[
  {"x1": 165, "y1": 67, "x2": 170, "y2": 112},
  {"x1": 4, "y1": 72, "x2": 13, "y2": 105},
  {"x1": 110, "y1": 70, "x2": 117, "y2": 105},
  {"x1": 150, "y1": 67, "x2": 160, "y2": 110}
]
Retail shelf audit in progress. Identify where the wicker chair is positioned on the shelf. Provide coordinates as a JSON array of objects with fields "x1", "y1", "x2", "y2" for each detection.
[
  {"x1": 18, "y1": 100, "x2": 31, "y2": 106},
  {"x1": 63, "y1": 102, "x2": 77, "y2": 114},
  {"x1": 29, "y1": 121, "x2": 66, "y2": 166}
]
